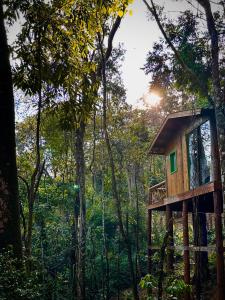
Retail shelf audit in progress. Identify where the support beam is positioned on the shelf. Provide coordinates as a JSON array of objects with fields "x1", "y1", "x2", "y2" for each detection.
[
  {"x1": 192, "y1": 198, "x2": 208, "y2": 298},
  {"x1": 166, "y1": 205, "x2": 174, "y2": 271},
  {"x1": 183, "y1": 200, "x2": 190, "y2": 300},
  {"x1": 147, "y1": 209, "x2": 152, "y2": 274},
  {"x1": 210, "y1": 103, "x2": 225, "y2": 299},
  {"x1": 213, "y1": 191, "x2": 225, "y2": 300}
]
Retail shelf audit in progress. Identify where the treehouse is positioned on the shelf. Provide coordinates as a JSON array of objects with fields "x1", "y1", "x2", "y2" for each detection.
[{"x1": 147, "y1": 108, "x2": 224, "y2": 299}]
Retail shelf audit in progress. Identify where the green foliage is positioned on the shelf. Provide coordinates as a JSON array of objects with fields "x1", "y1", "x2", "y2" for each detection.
[
  {"x1": 165, "y1": 278, "x2": 192, "y2": 299},
  {"x1": 12, "y1": 0, "x2": 132, "y2": 123},
  {"x1": 143, "y1": 9, "x2": 218, "y2": 112},
  {"x1": 0, "y1": 251, "x2": 43, "y2": 300},
  {"x1": 139, "y1": 274, "x2": 157, "y2": 300},
  {"x1": 140, "y1": 274, "x2": 191, "y2": 300}
]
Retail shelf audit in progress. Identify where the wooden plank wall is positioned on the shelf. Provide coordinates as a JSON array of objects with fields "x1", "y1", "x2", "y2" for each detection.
[
  {"x1": 166, "y1": 131, "x2": 185, "y2": 197},
  {"x1": 165, "y1": 115, "x2": 211, "y2": 197}
]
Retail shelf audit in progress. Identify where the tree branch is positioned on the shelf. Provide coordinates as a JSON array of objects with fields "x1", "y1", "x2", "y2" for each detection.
[
  {"x1": 34, "y1": 160, "x2": 46, "y2": 197},
  {"x1": 196, "y1": 0, "x2": 222, "y2": 106},
  {"x1": 105, "y1": 16, "x2": 122, "y2": 62},
  {"x1": 18, "y1": 175, "x2": 30, "y2": 197},
  {"x1": 97, "y1": 15, "x2": 122, "y2": 77},
  {"x1": 142, "y1": 0, "x2": 213, "y2": 104}
]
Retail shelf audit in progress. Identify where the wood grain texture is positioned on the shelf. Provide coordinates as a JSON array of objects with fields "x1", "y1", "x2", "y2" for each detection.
[{"x1": 148, "y1": 181, "x2": 222, "y2": 210}]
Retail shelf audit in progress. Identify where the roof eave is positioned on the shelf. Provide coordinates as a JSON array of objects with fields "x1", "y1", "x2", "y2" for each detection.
[{"x1": 148, "y1": 109, "x2": 203, "y2": 155}]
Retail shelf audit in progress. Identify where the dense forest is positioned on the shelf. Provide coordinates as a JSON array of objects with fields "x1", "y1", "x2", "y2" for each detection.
[{"x1": 0, "y1": 0, "x2": 225, "y2": 299}]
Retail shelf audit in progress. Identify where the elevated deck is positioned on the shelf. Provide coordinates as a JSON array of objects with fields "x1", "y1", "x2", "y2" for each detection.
[{"x1": 148, "y1": 181, "x2": 222, "y2": 212}]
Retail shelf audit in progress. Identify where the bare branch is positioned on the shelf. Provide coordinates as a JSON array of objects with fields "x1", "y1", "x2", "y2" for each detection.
[{"x1": 18, "y1": 175, "x2": 30, "y2": 197}]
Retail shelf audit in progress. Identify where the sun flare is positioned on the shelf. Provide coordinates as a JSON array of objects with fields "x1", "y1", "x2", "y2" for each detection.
[{"x1": 144, "y1": 91, "x2": 161, "y2": 107}]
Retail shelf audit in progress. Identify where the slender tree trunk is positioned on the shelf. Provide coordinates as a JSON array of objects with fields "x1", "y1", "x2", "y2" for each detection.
[
  {"x1": 100, "y1": 47, "x2": 139, "y2": 300},
  {"x1": 192, "y1": 198, "x2": 208, "y2": 299},
  {"x1": 0, "y1": 1, "x2": 22, "y2": 257},
  {"x1": 26, "y1": 201, "x2": 34, "y2": 257},
  {"x1": 71, "y1": 216, "x2": 78, "y2": 299},
  {"x1": 196, "y1": 0, "x2": 225, "y2": 204},
  {"x1": 157, "y1": 217, "x2": 173, "y2": 300},
  {"x1": 25, "y1": 159, "x2": 45, "y2": 257},
  {"x1": 74, "y1": 120, "x2": 86, "y2": 300},
  {"x1": 24, "y1": 20, "x2": 45, "y2": 257},
  {"x1": 102, "y1": 184, "x2": 110, "y2": 299},
  {"x1": 117, "y1": 228, "x2": 121, "y2": 300},
  {"x1": 165, "y1": 205, "x2": 174, "y2": 272},
  {"x1": 90, "y1": 229, "x2": 99, "y2": 299},
  {"x1": 126, "y1": 165, "x2": 133, "y2": 203},
  {"x1": 134, "y1": 167, "x2": 142, "y2": 279}
]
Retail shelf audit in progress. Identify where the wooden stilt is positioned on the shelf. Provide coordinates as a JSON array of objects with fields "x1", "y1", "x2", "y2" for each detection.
[
  {"x1": 210, "y1": 112, "x2": 225, "y2": 299},
  {"x1": 147, "y1": 209, "x2": 152, "y2": 274},
  {"x1": 213, "y1": 191, "x2": 225, "y2": 300},
  {"x1": 166, "y1": 205, "x2": 174, "y2": 271},
  {"x1": 183, "y1": 200, "x2": 190, "y2": 300}
]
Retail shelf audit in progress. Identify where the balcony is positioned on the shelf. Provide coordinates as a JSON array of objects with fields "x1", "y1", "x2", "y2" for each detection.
[
  {"x1": 148, "y1": 181, "x2": 222, "y2": 211},
  {"x1": 149, "y1": 180, "x2": 167, "y2": 205}
]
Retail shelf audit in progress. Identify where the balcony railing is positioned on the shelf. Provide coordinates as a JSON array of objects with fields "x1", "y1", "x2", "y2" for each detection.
[{"x1": 149, "y1": 180, "x2": 167, "y2": 204}]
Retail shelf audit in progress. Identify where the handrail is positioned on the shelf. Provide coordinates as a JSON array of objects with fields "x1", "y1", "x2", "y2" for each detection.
[
  {"x1": 149, "y1": 180, "x2": 166, "y2": 191},
  {"x1": 149, "y1": 180, "x2": 167, "y2": 204}
]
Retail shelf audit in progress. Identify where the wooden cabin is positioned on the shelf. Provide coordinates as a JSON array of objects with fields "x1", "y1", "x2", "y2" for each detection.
[{"x1": 147, "y1": 108, "x2": 224, "y2": 299}]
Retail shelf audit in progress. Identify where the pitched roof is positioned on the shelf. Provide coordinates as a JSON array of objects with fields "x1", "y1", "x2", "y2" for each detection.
[{"x1": 149, "y1": 109, "x2": 202, "y2": 155}]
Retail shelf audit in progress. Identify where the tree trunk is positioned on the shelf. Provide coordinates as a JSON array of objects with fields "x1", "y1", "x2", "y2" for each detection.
[
  {"x1": 117, "y1": 228, "x2": 121, "y2": 300},
  {"x1": 102, "y1": 183, "x2": 110, "y2": 300},
  {"x1": 0, "y1": 1, "x2": 22, "y2": 257},
  {"x1": 71, "y1": 216, "x2": 78, "y2": 299},
  {"x1": 165, "y1": 205, "x2": 174, "y2": 272},
  {"x1": 134, "y1": 167, "x2": 142, "y2": 279},
  {"x1": 100, "y1": 47, "x2": 139, "y2": 300},
  {"x1": 74, "y1": 121, "x2": 86, "y2": 300},
  {"x1": 24, "y1": 19, "x2": 45, "y2": 258},
  {"x1": 157, "y1": 217, "x2": 173, "y2": 300},
  {"x1": 192, "y1": 198, "x2": 208, "y2": 299},
  {"x1": 196, "y1": 0, "x2": 225, "y2": 205}
]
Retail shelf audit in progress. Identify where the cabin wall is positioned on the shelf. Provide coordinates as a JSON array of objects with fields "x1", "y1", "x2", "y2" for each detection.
[
  {"x1": 165, "y1": 131, "x2": 185, "y2": 197},
  {"x1": 165, "y1": 115, "x2": 211, "y2": 197}
]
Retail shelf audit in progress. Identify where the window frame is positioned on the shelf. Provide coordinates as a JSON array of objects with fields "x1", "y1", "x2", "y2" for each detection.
[
  {"x1": 186, "y1": 119, "x2": 212, "y2": 189},
  {"x1": 169, "y1": 150, "x2": 177, "y2": 174}
]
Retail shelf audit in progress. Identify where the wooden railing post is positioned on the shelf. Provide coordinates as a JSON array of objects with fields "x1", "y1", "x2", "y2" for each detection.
[{"x1": 149, "y1": 181, "x2": 166, "y2": 204}]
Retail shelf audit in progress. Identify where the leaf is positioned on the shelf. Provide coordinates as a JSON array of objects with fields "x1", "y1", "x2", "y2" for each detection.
[
  {"x1": 129, "y1": 9, "x2": 133, "y2": 16},
  {"x1": 118, "y1": 10, "x2": 123, "y2": 17}
]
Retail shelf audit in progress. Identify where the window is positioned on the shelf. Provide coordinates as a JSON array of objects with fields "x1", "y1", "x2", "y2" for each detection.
[
  {"x1": 170, "y1": 151, "x2": 177, "y2": 174},
  {"x1": 187, "y1": 120, "x2": 212, "y2": 189}
]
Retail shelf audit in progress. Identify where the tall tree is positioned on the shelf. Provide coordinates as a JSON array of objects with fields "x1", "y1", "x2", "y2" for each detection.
[
  {"x1": 0, "y1": 0, "x2": 22, "y2": 256},
  {"x1": 98, "y1": 35, "x2": 140, "y2": 300}
]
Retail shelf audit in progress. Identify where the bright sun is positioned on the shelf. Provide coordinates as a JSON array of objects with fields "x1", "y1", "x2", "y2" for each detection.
[{"x1": 144, "y1": 91, "x2": 161, "y2": 107}]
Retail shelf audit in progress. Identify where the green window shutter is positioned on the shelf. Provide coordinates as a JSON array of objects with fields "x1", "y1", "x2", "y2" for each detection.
[{"x1": 170, "y1": 151, "x2": 177, "y2": 174}]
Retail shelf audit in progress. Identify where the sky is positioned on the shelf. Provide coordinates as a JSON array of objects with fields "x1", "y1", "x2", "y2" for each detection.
[
  {"x1": 114, "y1": 0, "x2": 192, "y2": 107},
  {"x1": 114, "y1": 0, "x2": 161, "y2": 106}
]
